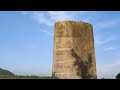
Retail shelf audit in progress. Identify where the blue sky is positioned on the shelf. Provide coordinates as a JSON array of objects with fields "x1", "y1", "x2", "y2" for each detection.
[{"x1": 0, "y1": 11, "x2": 120, "y2": 78}]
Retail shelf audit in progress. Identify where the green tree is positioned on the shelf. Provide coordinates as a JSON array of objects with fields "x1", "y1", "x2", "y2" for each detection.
[{"x1": 115, "y1": 72, "x2": 120, "y2": 79}]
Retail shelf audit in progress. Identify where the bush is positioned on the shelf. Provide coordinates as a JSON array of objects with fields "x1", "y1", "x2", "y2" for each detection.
[{"x1": 115, "y1": 72, "x2": 120, "y2": 79}]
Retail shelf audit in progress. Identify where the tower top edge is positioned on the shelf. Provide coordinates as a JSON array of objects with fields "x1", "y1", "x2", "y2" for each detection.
[{"x1": 55, "y1": 20, "x2": 92, "y2": 26}]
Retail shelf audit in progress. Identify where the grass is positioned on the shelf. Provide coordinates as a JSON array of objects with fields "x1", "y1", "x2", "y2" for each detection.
[{"x1": 0, "y1": 75, "x2": 52, "y2": 79}]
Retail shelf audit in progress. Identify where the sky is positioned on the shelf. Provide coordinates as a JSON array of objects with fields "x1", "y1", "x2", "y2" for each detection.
[{"x1": 0, "y1": 11, "x2": 120, "y2": 79}]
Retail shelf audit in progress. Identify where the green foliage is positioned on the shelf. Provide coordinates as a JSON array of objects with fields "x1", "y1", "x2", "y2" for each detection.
[
  {"x1": 115, "y1": 72, "x2": 120, "y2": 79},
  {"x1": 0, "y1": 75, "x2": 52, "y2": 79},
  {"x1": 0, "y1": 68, "x2": 15, "y2": 76},
  {"x1": 0, "y1": 68, "x2": 52, "y2": 79}
]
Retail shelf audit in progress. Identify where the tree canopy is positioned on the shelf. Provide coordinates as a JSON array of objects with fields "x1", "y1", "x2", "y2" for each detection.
[{"x1": 115, "y1": 72, "x2": 120, "y2": 79}]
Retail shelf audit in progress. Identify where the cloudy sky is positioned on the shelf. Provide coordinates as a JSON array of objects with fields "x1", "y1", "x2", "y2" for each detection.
[{"x1": 0, "y1": 11, "x2": 120, "y2": 79}]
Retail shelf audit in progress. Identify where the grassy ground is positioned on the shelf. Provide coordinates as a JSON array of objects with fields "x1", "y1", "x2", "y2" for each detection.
[{"x1": 0, "y1": 75, "x2": 52, "y2": 79}]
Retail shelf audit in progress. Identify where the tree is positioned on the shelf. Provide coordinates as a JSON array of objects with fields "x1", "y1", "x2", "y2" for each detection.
[{"x1": 115, "y1": 72, "x2": 120, "y2": 79}]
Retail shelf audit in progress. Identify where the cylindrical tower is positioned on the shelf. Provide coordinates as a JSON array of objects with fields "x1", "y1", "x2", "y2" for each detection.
[{"x1": 52, "y1": 21, "x2": 97, "y2": 79}]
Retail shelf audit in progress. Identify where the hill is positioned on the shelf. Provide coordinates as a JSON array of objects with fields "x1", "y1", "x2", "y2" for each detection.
[{"x1": 0, "y1": 68, "x2": 15, "y2": 76}]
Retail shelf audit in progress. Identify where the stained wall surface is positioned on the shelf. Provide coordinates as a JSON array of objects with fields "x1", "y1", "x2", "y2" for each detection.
[{"x1": 52, "y1": 21, "x2": 97, "y2": 79}]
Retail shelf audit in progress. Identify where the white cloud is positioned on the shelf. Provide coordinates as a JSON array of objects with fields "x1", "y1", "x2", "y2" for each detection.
[
  {"x1": 20, "y1": 11, "x2": 29, "y2": 15},
  {"x1": 31, "y1": 11, "x2": 92, "y2": 27},
  {"x1": 94, "y1": 36, "x2": 116, "y2": 47},
  {"x1": 94, "y1": 18, "x2": 120, "y2": 30},
  {"x1": 41, "y1": 30, "x2": 53, "y2": 36},
  {"x1": 103, "y1": 47, "x2": 116, "y2": 51},
  {"x1": 75, "y1": 11, "x2": 90, "y2": 14},
  {"x1": 21, "y1": 11, "x2": 120, "y2": 30},
  {"x1": 48, "y1": 11, "x2": 73, "y2": 21},
  {"x1": 32, "y1": 12, "x2": 53, "y2": 26},
  {"x1": 31, "y1": 11, "x2": 74, "y2": 26}
]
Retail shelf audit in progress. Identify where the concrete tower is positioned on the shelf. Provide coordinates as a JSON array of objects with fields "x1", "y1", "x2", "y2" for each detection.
[{"x1": 52, "y1": 21, "x2": 97, "y2": 79}]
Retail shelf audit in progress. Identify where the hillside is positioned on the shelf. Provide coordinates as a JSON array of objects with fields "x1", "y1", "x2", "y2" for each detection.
[{"x1": 0, "y1": 68, "x2": 15, "y2": 76}]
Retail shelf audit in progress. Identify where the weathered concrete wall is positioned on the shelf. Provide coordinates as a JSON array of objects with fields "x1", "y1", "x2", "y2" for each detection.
[{"x1": 52, "y1": 21, "x2": 97, "y2": 79}]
